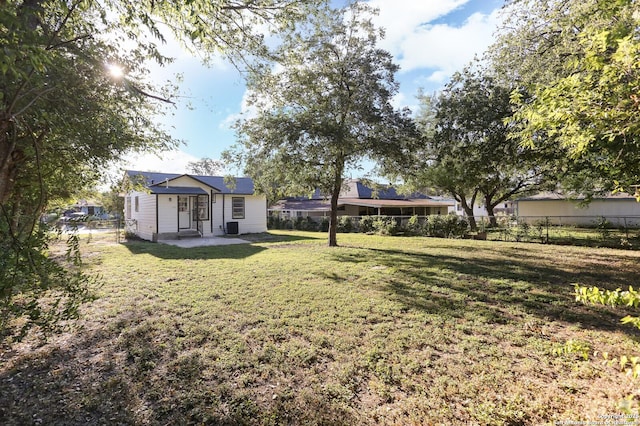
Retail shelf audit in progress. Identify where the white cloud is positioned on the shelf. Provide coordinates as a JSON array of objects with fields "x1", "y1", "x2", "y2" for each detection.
[
  {"x1": 368, "y1": 0, "x2": 503, "y2": 78},
  {"x1": 398, "y1": 11, "x2": 502, "y2": 75},
  {"x1": 220, "y1": 89, "x2": 257, "y2": 130},
  {"x1": 367, "y1": 0, "x2": 470, "y2": 53},
  {"x1": 116, "y1": 149, "x2": 201, "y2": 174}
]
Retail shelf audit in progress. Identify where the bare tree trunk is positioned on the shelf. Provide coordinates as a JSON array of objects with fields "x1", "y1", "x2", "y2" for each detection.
[
  {"x1": 329, "y1": 184, "x2": 339, "y2": 247},
  {"x1": 328, "y1": 160, "x2": 344, "y2": 247},
  {"x1": 485, "y1": 196, "x2": 498, "y2": 227},
  {"x1": 0, "y1": 114, "x2": 21, "y2": 204},
  {"x1": 463, "y1": 204, "x2": 477, "y2": 232},
  {"x1": 459, "y1": 192, "x2": 478, "y2": 232}
]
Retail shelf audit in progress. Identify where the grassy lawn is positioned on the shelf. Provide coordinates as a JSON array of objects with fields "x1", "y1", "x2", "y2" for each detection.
[{"x1": 2, "y1": 231, "x2": 640, "y2": 425}]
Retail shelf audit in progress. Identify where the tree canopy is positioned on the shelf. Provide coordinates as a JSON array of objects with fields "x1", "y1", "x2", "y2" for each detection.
[
  {"x1": 399, "y1": 66, "x2": 557, "y2": 229},
  {"x1": 225, "y1": 3, "x2": 420, "y2": 246},
  {"x1": 491, "y1": 0, "x2": 640, "y2": 193},
  {"x1": 0, "y1": 0, "x2": 325, "y2": 339},
  {"x1": 188, "y1": 157, "x2": 224, "y2": 176}
]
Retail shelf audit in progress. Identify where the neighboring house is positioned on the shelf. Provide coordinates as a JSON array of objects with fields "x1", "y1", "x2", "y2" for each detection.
[
  {"x1": 123, "y1": 170, "x2": 267, "y2": 241},
  {"x1": 73, "y1": 200, "x2": 105, "y2": 217},
  {"x1": 269, "y1": 179, "x2": 455, "y2": 218},
  {"x1": 452, "y1": 201, "x2": 516, "y2": 218},
  {"x1": 515, "y1": 192, "x2": 640, "y2": 226}
]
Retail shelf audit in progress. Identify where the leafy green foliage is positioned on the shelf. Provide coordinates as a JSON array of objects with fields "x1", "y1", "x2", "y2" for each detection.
[
  {"x1": 576, "y1": 285, "x2": 640, "y2": 309},
  {"x1": 187, "y1": 158, "x2": 223, "y2": 176},
  {"x1": 370, "y1": 216, "x2": 400, "y2": 236},
  {"x1": 225, "y1": 3, "x2": 420, "y2": 246},
  {"x1": 0, "y1": 0, "x2": 325, "y2": 338},
  {"x1": 400, "y1": 65, "x2": 556, "y2": 230},
  {"x1": 493, "y1": 0, "x2": 640, "y2": 193},
  {"x1": 553, "y1": 339, "x2": 591, "y2": 361},
  {"x1": 0, "y1": 224, "x2": 96, "y2": 341},
  {"x1": 575, "y1": 283, "x2": 640, "y2": 407},
  {"x1": 336, "y1": 216, "x2": 354, "y2": 233}
]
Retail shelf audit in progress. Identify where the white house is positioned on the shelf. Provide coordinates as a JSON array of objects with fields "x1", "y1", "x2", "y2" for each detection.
[
  {"x1": 515, "y1": 192, "x2": 640, "y2": 226},
  {"x1": 123, "y1": 170, "x2": 267, "y2": 241}
]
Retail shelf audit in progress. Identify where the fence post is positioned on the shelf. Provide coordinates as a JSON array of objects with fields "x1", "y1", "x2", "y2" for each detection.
[
  {"x1": 624, "y1": 217, "x2": 629, "y2": 239},
  {"x1": 546, "y1": 216, "x2": 549, "y2": 244}
]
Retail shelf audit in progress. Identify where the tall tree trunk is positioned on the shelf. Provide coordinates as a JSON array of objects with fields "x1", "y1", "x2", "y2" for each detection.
[
  {"x1": 459, "y1": 191, "x2": 479, "y2": 231},
  {"x1": 463, "y1": 204, "x2": 477, "y2": 232},
  {"x1": 329, "y1": 183, "x2": 339, "y2": 247},
  {"x1": 328, "y1": 159, "x2": 344, "y2": 247},
  {"x1": 485, "y1": 195, "x2": 498, "y2": 227},
  {"x1": 0, "y1": 114, "x2": 21, "y2": 204}
]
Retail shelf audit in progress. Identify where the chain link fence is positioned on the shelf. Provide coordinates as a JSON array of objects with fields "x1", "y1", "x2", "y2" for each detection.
[
  {"x1": 268, "y1": 213, "x2": 640, "y2": 249},
  {"x1": 464, "y1": 215, "x2": 640, "y2": 248},
  {"x1": 55, "y1": 218, "x2": 126, "y2": 243}
]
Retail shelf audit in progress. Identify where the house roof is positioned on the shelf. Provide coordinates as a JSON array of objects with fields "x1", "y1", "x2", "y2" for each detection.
[
  {"x1": 302, "y1": 179, "x2": 431, "y2": 200},
  {"x1": 517, "y1": 191, "x2": 637, "y2": 201},
  {"x1": 125, "y1": 170, "x2": 255, "y2": 194},
  {"x1": 271, "y1": 179, "x2": 453, "y2": 211},
  {"x1": 270, "y1": 197, "x2": 454, "y2": 212},
  {"x1": 148, "y1": 186, "x2": 209, "y2": 195},
  {"x1": 340, "y1": 198, "x2": 454, "y2": 209}
]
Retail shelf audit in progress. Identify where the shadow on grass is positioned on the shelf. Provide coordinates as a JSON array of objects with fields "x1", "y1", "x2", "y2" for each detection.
[
  {"x1": 329, "y1": 244, "x2": 640, "y2": 336},
  {"x1": 236, "y1": 231, "x2": 326, "y2": 244},
  {"x1": 122, "y1": 232, "x2": 323, "y2": 260},
  {"x1": 123, "y1": 241, "x2": 267, "y2": 260},
  {"x1": 0, "y1": 310, "x2": 355, "y2": 426}
]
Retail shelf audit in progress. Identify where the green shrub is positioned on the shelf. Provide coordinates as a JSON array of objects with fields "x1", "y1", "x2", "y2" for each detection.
[
  {"x1": 319, "y1": 217, "x2": 330, "y2": 232},
  {"x1": 514, "y1": 222, "x2": 531, "y2": 242},
  {"x1": 358, "y1": 216, "x2": 375, "y2": 234},
  {"x1": 304, "y1": 216, "x2": 318, "y2": 231},
  {"x1": 267, "y1": 215, "x2": 282, "y2": 230},
  {"x1": 425, "y1": 214, "x2": 468, "y2": 238},
  {"x1": 337, "y1": 216, "x2": 353, "y2": 233},
  {"x1": 406, "y1": 215, "x2": 423, "y2": 236},
  {"x1": 575, "y1": 285, "x2": 640, "y2": 411},
  {"x1": 294, "y1": 216, "x2": 306, "y2": 231},
  {"x1": 372, "y1": 216, "x2": 400, "y2": 236},
  {"x1": 446, "y1": 214, "x2": 468, "y2": 238}
]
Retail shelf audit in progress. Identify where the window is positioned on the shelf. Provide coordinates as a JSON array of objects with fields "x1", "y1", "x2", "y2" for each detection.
[
  {"x1": 197, "y1": 195, "x2": 209, "y2": 220},
  {"x1": 232, "y1": 197, "x2": 245, "y2": 219},
  {"x1": 178, "y1": 197, "x2": 188, "y2": 212},
  {"x1": 126, "y1": 196, "x2": 131, "y2": 219},
  {"x1": 134, "y1": 196, "x2": 139, "y2": 213}
]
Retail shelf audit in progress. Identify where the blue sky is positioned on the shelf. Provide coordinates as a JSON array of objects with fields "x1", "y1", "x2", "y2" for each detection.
[{"x1": 117, "y1": 0, "x2": 506, "y2": 176}]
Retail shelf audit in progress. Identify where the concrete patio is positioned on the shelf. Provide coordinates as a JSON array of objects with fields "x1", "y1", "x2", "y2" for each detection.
[{"x1": 157, "y1": 237, "x2": 250, "y2": 248}]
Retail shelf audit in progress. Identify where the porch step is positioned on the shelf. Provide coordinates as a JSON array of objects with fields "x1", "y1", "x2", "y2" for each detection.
[{"x1": 177, "y1": 230, "x2": 201, "y2": 239}]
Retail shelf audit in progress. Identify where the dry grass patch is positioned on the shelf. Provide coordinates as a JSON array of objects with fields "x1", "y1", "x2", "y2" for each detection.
[{"x1": 1, "y1": 231, "x2": 639, "y2": 425}]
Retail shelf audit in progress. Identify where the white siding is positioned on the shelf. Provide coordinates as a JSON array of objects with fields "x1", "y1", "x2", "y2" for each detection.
[
  {"x1": 517, "y1": 199, "x2": 640, "y2": 225},
  {"x1": 151, "y1": 177, "x2": 219, "y2": 237},
  {"x1": 220, "y1": 194, "x2": 267, "y2": 235},
  {"x1": 127, "y1": 191, "x2": 157, "y2": 241},
  {"x1": 125, "y1": 175, "x2": 266, "y2": 238},
  {"x1": 212, "y1": 193, "x2": 225, "y2": 236},
  {"x1": 157, "y1": 195, "x2": 177, "y2": 234}
]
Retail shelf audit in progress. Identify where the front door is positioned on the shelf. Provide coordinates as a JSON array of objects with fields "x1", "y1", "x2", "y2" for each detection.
[{"x1": 178, "y1": 196, "x2": 190, "y2": 229}]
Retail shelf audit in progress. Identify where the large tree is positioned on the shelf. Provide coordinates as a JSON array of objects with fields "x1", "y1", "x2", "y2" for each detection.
[
  {"x1": 188, "y1": 157, "x2": 224, "y2": 176},
  {"x1": 491, "y1": 0, "x2": 640, "y2": 192},
  {"x1": 225, "y1": 2, "x2": 420, "y2": 246},
  {"x1": 0, "y1": 0, "x2": 324, "y2": 339},
  {"x1": 404, "y1": 66, "x2": 556, "y2": 230}
]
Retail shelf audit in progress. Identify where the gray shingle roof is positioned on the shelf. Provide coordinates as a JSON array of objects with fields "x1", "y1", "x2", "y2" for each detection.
[
  {"x1": 149, "y1": 186, "x2": 209, "y2": 195},
  {"x1": 125, "y1": 170, "x2": 255, "y2": 194}
]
